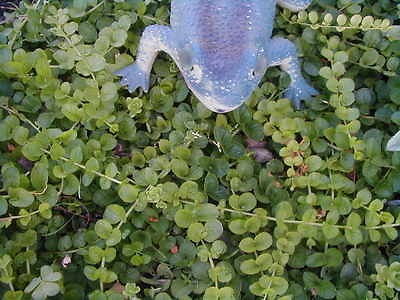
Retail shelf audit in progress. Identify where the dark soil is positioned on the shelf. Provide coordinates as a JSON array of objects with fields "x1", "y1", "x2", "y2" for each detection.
[{"x1": 0, "y1": 0, "x2": 21, "y2": 23}]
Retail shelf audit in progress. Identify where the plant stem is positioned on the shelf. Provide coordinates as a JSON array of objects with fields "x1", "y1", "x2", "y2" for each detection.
[
  {"x1": 40, "y1": 149, "x2": 132, "y2": 185},
  {"x1": 117, "y1": 198, "x2": 140, "y2": 229},
  {"x1": 141, "y1": 15, "x2": 168, "y2": 25},
  {"x1": 181, "y1": 200, "x2": 350, "y2": 229},
  {"x1": 366, "y1": 223, "x2": 400, "y2": 230},
  {"x1": 42, "y1": 216, "x2": 73, "y2": 237},
  {"x1": 50, "y1": 248, "x2": 86, "y2": 255},
  {"x1": 222, "y1": 206, "x2": 350, "y2": 228},
  {"x1": 84, "y1": 0, "x2": 105, "y2": 16},
  {"x1": 0, "y1": 105, "x2": 40, "y2": 132},
  {"x1": 201, "y1": 241, "x2": 218, "y2": 289},
  {"x1": 0, "y1": 210, "x2": 40, "y2": 222},
  {"x1": 180, "y1": 201, "x2": 400, "y2": 231},
  {"x1": 263, "y1": 270, "x2": 276, "y2": 300},
  {"x1": 100, "y1": 256, "x2": 105, "y2": 292},
  {"x1": 26, "y1": 247, "x2": 31, "y2": 275}
]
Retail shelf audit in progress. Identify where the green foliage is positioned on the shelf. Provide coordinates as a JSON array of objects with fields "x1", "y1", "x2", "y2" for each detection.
[
  {"x1": 0, "y1": 0, "x2": 400, "y2": 299},
  {"x1": 24, "y1": 266, "x2": 62, "y2": 300}
]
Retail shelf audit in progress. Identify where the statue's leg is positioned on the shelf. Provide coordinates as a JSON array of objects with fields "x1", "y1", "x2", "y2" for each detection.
[
  {"x1": 267, "y1": 37, "x2": 318, "y2": 108},
  {"x1": 277, "y1": 0, "x2": 313, "y2": 12},
  {"x1": 115, "y1": 25, "x2": 177, "y2": 93}
]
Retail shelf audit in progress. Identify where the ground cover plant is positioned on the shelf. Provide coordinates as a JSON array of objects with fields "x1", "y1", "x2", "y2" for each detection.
[{"x1": 1, "y1": 0, "x2": 400, "y2": 299}]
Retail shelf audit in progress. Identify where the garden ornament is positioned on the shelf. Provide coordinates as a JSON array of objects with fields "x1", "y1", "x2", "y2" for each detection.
[{"x1": 115, "y1": 0, "x2": 318, "y2": 113}]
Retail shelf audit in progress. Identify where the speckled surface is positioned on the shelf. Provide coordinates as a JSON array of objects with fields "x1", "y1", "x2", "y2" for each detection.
[{"x1": 115, "y1": 0, "x2": 318, "y2": 113}]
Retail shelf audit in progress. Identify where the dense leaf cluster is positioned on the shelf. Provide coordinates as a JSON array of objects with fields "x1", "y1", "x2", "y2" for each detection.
[{"x1": 1, "y1": 0, "x2": 400, "y2": 299}]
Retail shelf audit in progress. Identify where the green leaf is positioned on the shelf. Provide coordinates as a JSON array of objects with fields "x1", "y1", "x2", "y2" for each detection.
[
  {"x1": 31, "y1": 161, "x2": 48, "y2": 191},
  {"x1": 49, "y1": 143, "x2": 65, "y2": 160},
  {"x1": 243, "y1": 121, "x2": 264, "y2": 141},
  {"x1": 103, "y1": 204, "x2": 126, "y2": 225},
  {"x1": 239, "y1": 232, "x2": 272, "y2": 253},
  {"x1": 219, "y1": 287, "x2": 235, "y2": 299},
  {"x1": 204, "y1": 220, "x2": 223, "y2": 242},
  {"x1": 187, "y1": 222, "x2": 206, "y2": 242},
  {"x1": 210, "y1": 240, "x2": 227, "y2": 258},
  {"x1": 209, "y1": 262, "x2": 234, "y2": 283},
  {"x1": 38, "y1": 202, "x2": 51, "y2": 219},
  {"x1": 303, "y1": 272, "x2": 336, "y2": 299},
  {"x1": 133, "y1": 167, "x2": 158, "y2": 186},
  {"x1": 22, "y1": 141, "x2": 43, "y2": 161},
  {"x1": 239, "y1": 237, "x2": 257, "y2": 253},
  {"x1": 199, "y1": 157, "x2": 229, "y2": 177},
  {"x1": 94, "y1": 219, "x2": 113, "y2": 239},
  {"x1": 345, "y1": 228, "x2": 363, "y2": 245},
  {"x1": 88, "y1": 246, "x2": 103, "y2": 264},
  {"x1": 256, "y1": 253, "x2": 273, "y2": 271},
  {"x1": 360, "y1": 49, "x2": 379, "y2": 66},
  {"x1": 174, "y1": 209, "x2": 194, "y2": 228},
  {"x1": 118, "y1": 184, "x2": 140, "y2": 203},
  {"x1": 305, "y1": 155, "x2": 324, "y2": 171},
  {"x1": 25, "y1": 266, "x2": 61, "y2": 300},
  {"x1": 347, "y1": 213, "x2": 361, "y2": 228},
  {"x1": 228, "y1": 219, "x2": 247, "y2": 235},
  {"x1": 204, "y1": 287, "x2": 219, "y2": 300},
  {"x1": 0, "y1": 198, "x2": 8, "y2": 216},
  {"x1": 365, "y1": 211, "x2": 380, "y2": 227},
  {"x1": 83, "y1": 266, "x2": 98, "y2": 281},
  {"x1": 24, "y1": 277, "x2": 41, "y2": 294},
  {"x1": 32, "y1": 282, "x2": 60, "y2": 299},
  {"x1": 322, "y1": 224, "x2": 340, "y2": 239},
  {"x1": 2, "y1": 291, "x2": 24, "y2": 300},
  {"x1": 171, "y1": 159, "x2": 190, "y2": 177},
  {"x1": 85, "y1": 157, "x2": 99, "y2": 172},
  {"x1": 338, "y1": 78, "x2": 355, "y2": 93},
  {"x1": 106, "y1": 228, "x2": 121, "y2": 246},
  {"x1": 87, "y1": 54, "x2": 106, "y2": 72},
  {"x1": 40, "y1": 266, "x2": 62, "y2": 282},
  {"x1": 53, "y1": 49, "x2": 75, "y2": 70},
  {"x1": 63, "y1": 22, "x2": 78, "y2": 35},
  {"x1": 255, "y1": 232, "x2": 273, "y2": 250},
  {"x1": 9, "y1": 188, "x2": 34, "y2": 208},
  {"x1": 258, "y1": 276, "x2": 289, "y2": 296},
  {"x1": 306, "y1": 252, "x2": 326, "y2": 267},
  {"x1": 240, "y1": 259, "x2": 260, "y2": 275},
  {"x1": 355, "y1": 189, "x2": 372, "y2": 206},
  {"x1": 111, "y1": 29, "x2": 128, "y2": 47},
  {"x1": 104, "y1": 247, "x2": 117, "y2": 262},
  {"x1": 229, "y1": 193, "x2": 257, "y2": 211},
  {"x1": 195, "y1": 204, "x2": 219, "y2": 222},
  {"x1": 12, "y1": 126, "x2": 29, "y2": 145}
]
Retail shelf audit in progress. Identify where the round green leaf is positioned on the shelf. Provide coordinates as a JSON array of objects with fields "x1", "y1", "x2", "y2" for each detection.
[
  {"x1": 118, "y1": 183, "x2": 140, "y2": 203},
  {"x1": 94, "y1": 219, "x2": 113, "y2": 239}
]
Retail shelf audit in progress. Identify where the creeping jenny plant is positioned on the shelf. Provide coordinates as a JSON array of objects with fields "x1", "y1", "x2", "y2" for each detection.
[{"x1": 1, "y1": 0, "x2": 400, "y2": 299}]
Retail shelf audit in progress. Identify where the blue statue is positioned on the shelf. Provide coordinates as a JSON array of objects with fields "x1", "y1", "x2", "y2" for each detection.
[
  {"x1": 115, "y1": 0, "x2": 317, "y2": 113},
  {"x1": 387, "y1": 131, "x2": 400, "y2": 151}
]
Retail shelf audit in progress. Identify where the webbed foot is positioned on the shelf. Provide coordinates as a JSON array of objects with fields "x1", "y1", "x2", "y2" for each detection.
[
  {"x1": 267, "y1": 37, "x2": 318, "y2": 109},
  {"x1": 277, "y1": 0, "x2": 313, "y2": 12},
  {"x1": 285, "y1": 78, "x2": 318, "y2": 108},
  {"x1": 114, "y1": 64, "x2": 150, "y2": 93},
  {"x1": 115, "y1": 25, "x2": 178, "y2": 94}
]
